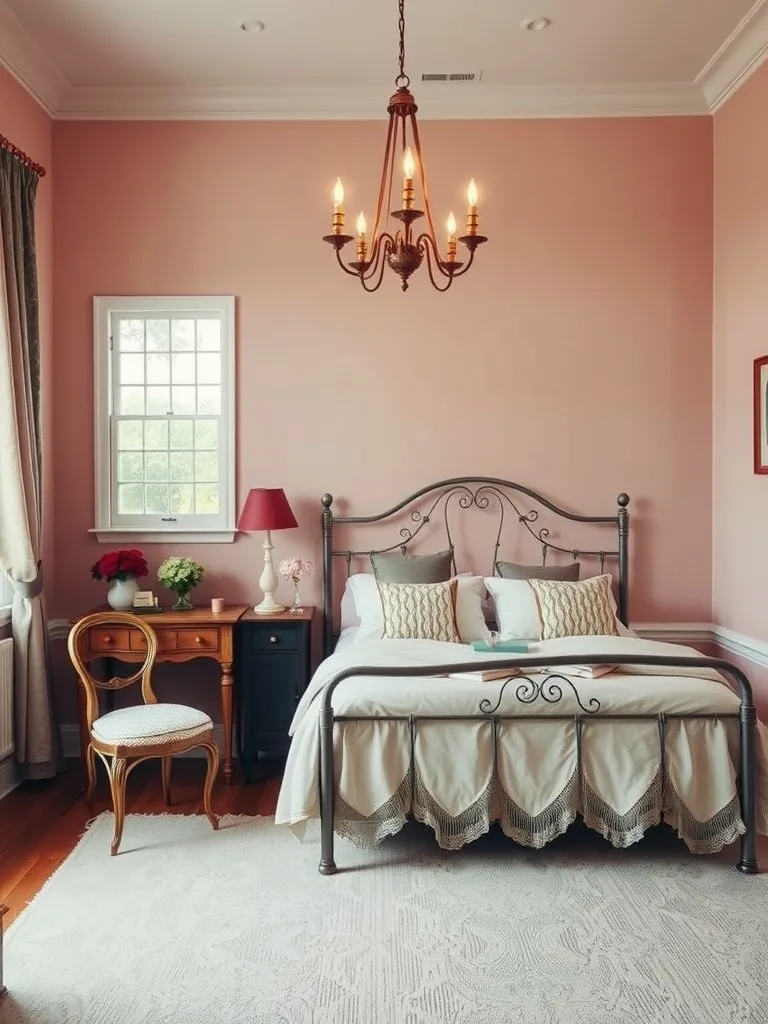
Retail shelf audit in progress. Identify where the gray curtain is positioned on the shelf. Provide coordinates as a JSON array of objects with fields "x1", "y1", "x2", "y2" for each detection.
[{"x1": 0, "y1": 145, "x2": 60, "y2": 778}]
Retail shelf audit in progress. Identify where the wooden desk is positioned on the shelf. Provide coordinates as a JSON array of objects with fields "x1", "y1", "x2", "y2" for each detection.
[{"x1": 71, "y1": 605, "x2": 249, "y2": 784}]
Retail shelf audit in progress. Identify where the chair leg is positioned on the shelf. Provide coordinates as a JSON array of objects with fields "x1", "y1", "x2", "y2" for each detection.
[
  {"x1": 107, "y1": 757, "x2": 129, "y2": 856},
  {"x1": 85, "y1": 742, "x2": 97, "y2": 803},
  {"x1": 161, "y1": 756, "x2": 172, "y2": 806},
  {"x1": 201, "y1": 741, "x2": 220, "y2": 831}
]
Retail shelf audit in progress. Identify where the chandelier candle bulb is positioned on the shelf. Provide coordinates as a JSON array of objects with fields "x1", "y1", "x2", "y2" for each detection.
[
  {"x1": 402, "y1": 147, "x2": 416, "y2": 209},
  {"x1": 356, "y1": 212, "x2": 368, "y2": 262},
  {"x1": 466, "y1": 178, "x2": 479, "y2": 236},
  {"x1": 332, "y1": 178, "x2": 345, "y2": 233},
  {"x1": 446, "y1": 212, "x2": 457, "y2": 261}
]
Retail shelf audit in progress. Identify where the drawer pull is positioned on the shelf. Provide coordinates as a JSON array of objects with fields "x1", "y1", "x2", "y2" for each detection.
[
  {"x1": 195, "y1": 636, "x2": 204, "y2": 644},
  {"x1": 269, "y1": 635, "x2": 279, "y2": 644},
  {"x1": 103, "y1": 635, "x2": 113, "y2": 644}
]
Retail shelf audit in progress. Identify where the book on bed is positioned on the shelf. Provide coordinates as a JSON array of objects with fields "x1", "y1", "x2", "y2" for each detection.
[{"x1": 448, "y1": 667, "x2": 522, "y2": 682}]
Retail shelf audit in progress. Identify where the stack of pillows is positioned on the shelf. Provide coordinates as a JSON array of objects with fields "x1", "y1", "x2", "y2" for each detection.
[{"x1": 339, "y1": 548, "x2": 631, "y2": 645}]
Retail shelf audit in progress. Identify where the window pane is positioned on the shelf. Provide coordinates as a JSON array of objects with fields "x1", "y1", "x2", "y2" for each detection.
[
  {"x1": 171, "y1": 386, "x2": 196, "y2": 414},
  {"x1": 119, "y1": 319, "x2": 144, "y2": 351},
  {"x1": 171, "y1": 353, "x2": 196, "y2": 385},
  {"x1": 197, "y1": 386, "x2": 221, "y2": 415},
  {"x1": 146, "y1": 353, "x2": 170, "y2": 385},
  {"x1": 169, "y1": 451, "x2": 193, "y2": 481},
  {"x1": 145, "y1": 484, "x2": 170, "y2": 514},
  {"x1": 144, "y1": 420, "x2": 168, "y2": 450},
  {"x1": 118, "y1": 483, "x2": 144, "y2": 513},
  {"x1": 119, "y1": 387, "x2": 144, "y2": 415},
  {"x1": 145, "y1": 452, "x2": 169, "y2": 481},
  {"x1": 196, "y1": 319, "x2": 220, "y2": 351},
  {"x1": 117, "y1": 419, "x2": 143, "y2": 450},
  {"x1": 170, "y1": 484, "x2": 194, "y2": 514},
  {"x1": 118, "y1": 452, "x2": 143, "y2": 482},
  {"x1": 194, "y1": 450, "x2": 218, "y2": 482},
  {"x1": 120, "y1": 353, "x2": 145, "y2": 385},
  {"x1": 169, "y1": 419, "x2": 194, "y2": 449},
  {"x1": 146, "y1": 319, "x2": 170, "y2": 352},
  {"x1": 196, "y1": 353, "x2": 220, "y2": 384},
  {"x1": 146, "y1": 386, "x2": 170, "y2": 415},
  {"x1": 194, "y1": 420, "x2": 218, "y2": 449},
  {"x1": 171, "y1": 319, "x2": 195, "y2": 351},
  {"x1": 195, "y1": 483, "x2": 219, "y2": 514}
]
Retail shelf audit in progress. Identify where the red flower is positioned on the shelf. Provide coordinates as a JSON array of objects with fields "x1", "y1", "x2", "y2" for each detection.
[{"x1": 90, "y1": 548, "x2": 148, "y2": 582}]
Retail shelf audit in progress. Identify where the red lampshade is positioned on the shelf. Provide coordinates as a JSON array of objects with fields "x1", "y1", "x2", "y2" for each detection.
[{"x1": 237, "y1": 488, "x2": 298, "y2": 532}]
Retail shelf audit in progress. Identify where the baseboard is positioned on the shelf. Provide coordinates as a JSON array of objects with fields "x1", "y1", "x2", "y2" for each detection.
[{"x1": 0, "y1": 755, "x2": 21, "y2": 800}]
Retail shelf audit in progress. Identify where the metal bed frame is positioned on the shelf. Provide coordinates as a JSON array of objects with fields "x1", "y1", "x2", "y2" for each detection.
[{"x1": 317, "y1": 477, "x2": 759, "y2": 876}]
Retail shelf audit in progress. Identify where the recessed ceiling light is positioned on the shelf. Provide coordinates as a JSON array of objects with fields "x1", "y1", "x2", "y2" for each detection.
[
  {"x1": 521, "y1": 17, "x2": 551, "y2": 31},
  {"x1": 240, "y1": 19, "x2": 265, "y2": 33}
]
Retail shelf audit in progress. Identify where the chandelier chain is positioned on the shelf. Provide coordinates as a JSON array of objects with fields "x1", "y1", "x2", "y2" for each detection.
[{"x1": 395, "y1": 0, "x2": 410, "y2": 88}]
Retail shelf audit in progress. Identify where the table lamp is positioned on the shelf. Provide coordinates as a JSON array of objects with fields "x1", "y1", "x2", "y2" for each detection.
[{"x1": 237, "y1": 488, "x2": 298, "y2": 614}]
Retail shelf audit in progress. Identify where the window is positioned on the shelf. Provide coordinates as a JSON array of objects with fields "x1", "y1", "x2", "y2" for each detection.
[{"x1": 93, "y1": 296, "x2": 236, "y2": 543}]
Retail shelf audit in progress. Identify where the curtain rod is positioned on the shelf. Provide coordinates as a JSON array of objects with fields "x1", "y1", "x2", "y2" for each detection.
[{"x1": 0, "y1": 132, "x2": 46, "y2": 178}]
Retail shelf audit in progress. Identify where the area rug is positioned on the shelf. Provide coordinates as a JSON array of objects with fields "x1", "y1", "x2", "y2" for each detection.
[{"x1": 3, "y1": 813, "x2": 768, "y2": 1024}]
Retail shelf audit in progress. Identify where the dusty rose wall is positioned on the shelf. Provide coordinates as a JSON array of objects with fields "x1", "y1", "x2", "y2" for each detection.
[
  {"x1": 0, "y1": 68, "x2": 54, "y2": 601},
  {"x1": 713, "y1": 62, "x2": 768, "y2": 643},
  {"x1": 51, "y1": 117, "x2": 713, "y2": 637}
]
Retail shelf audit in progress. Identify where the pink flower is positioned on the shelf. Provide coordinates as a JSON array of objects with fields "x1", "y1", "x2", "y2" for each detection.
[{"x1": 278, "y1": 557, "x2": 313, "y2": 583}]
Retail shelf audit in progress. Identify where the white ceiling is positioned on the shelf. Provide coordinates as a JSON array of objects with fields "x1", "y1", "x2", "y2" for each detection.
[{"x1": 1, "y1": 0, "x2": 768, "y2": 119}]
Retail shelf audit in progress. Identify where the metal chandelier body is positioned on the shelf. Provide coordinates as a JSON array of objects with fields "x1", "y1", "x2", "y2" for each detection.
[{"x1": 322, "y1": 0, "x2": 487, "y2": 292}]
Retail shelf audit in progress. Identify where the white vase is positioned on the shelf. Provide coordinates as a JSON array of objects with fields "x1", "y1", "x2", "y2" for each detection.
[{"x1": 107, "y1": 577, "x2": 139, "y2": 610}]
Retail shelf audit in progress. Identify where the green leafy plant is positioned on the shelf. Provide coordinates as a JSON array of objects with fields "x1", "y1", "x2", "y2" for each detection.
[{"x1": 157, "y1": 556, "x2": 205, "y2": 595}]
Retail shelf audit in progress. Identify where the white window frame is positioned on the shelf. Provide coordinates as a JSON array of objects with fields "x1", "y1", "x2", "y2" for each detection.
[
  {"x1": 0, "y1": 571, "x2": 12, "y2": 624},
  {"x1": 92, "y1": 295, "x2": 236, "y2": 544}
]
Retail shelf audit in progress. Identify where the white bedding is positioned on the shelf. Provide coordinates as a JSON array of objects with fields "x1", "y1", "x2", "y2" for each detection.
[{"x1": 275, "y1": 636, "x2": 768, "y2": 855}]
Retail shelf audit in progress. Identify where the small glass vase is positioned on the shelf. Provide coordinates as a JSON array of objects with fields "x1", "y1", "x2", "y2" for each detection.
[
  {"x1": 171, "y1": 590, "x2": 194, "y2": 611},
  {"x1": 290, "y1": 581, "x2": 303, "y2": 615}
]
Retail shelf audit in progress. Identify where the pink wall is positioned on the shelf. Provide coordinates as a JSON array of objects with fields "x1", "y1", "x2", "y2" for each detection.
[
  {"x1": 0, "y1": 68, "x2": 54, "y2": 600},
  {"x1": 713, "y1": 62, "x2": 768, "y2": 643},
  {"x1": 51, "y1": 116, "x2": 714, "y2": 636}
]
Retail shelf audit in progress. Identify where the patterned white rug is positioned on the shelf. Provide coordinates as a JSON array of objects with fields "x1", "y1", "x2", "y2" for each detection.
[{"x1": 3, "y1": 813, "x2": 768, "y2": 1024}]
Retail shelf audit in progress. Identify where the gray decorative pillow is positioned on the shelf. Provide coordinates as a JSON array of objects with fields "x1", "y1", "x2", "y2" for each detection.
[
  {"x1": 495, "y1": 560, "x2": 580, "y2": 582},
  {"x1": 371, "y1": 548, "x2": 453, "y2": 584}
]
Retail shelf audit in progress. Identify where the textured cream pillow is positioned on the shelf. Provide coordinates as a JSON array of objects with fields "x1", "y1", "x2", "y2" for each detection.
[
  {"x1": 378, "y1": 579, "x2": 461, "y2": 643},
  {"x1": 528, "y1": 574, "x2": 620, "y2": 640}
]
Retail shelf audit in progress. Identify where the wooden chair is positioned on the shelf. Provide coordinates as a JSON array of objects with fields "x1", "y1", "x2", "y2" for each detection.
[{"x1": 67, "y1": 611, "x2": 220, "y2": 855}]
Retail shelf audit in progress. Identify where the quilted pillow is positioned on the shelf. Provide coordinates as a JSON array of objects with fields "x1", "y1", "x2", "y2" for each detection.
[
  {"x1": 528, "y1": 574, "x2": 619, "y2": 640},
  {"x1": 378, "y1": 579, "x2": 461, "y2": 643}
]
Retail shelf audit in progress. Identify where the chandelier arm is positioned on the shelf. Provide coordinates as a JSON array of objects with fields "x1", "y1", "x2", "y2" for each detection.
[
  {"x1": 409, "y1": 113, "x2": 441, "y2": 248},
  {"x1": 358, "y1": 239, "x2": 392, "y2": 292},
  {"x1": 359, "y1": 233, "x2": 389, "y2": 281},
  {"x1": 447, "y1": 245, "x2": 478, "y2": 278},
  {"x1": 370, "y1": 109, "x2": 398, "y2": 244},
  {"x1": 335, "y1": 246, "x2": 363, "y2": 277},
  {"x1": 418, "y1": 234, "x2": 455, "y2": 292}
]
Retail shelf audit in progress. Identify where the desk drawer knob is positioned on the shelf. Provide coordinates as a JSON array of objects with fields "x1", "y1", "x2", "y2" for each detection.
[
  {"x1": 195, "y1": 636, "x2": 204, "y2": 644},
  {"x1": 104, "y1": 635, "x2": 113, "y2": 644},
  {"x1": 269, "y1": 635, "x2": 279, "y2": 644}
]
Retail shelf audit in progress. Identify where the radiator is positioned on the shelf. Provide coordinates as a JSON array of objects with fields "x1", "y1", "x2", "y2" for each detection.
[{"x1": 0, "y1": 639, "x2": 13, "y2": 761}]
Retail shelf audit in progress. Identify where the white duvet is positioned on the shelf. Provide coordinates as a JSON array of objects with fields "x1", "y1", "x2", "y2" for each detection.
[{"x1": 275, "y1": 636, "x2": 768, "y2": 854}]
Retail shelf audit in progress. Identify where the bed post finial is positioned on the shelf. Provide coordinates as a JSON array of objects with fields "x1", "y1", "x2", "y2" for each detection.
[
  {"x1": 617, "y1": 493, "x2": 630, "y2": 626},
  {"x1": 322, "y1": 494, "x2": 334, "y2": 658}
]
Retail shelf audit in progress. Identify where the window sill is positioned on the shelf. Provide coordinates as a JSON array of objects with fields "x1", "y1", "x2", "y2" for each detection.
[{"x1": 89, "y1": 528, "x2": 236, "y2": 544}]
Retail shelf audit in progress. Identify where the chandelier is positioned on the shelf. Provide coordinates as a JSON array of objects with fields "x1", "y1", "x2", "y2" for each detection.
[{"x1": 322, "y1": 0, "x2": 487, "y2": 292}]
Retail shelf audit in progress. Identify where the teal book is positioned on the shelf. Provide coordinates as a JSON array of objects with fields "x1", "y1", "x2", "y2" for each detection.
[{"x1": 471, "y1": 640, "x2": 530, "y2": 654}]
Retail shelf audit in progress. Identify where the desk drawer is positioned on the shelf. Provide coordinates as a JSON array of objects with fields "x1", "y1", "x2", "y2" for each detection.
[
  {"x1": 129, "y1": 629, "x2": 177, "y2": 653},
  {"x1": 89, "y1": 627, "x2": 131, "y2": 653},
  {"x1": 176, "y1": 628, "x2": 220, "y2": 653}
]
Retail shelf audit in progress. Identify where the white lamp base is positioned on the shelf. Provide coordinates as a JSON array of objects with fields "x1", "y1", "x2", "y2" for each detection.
[{"x1": 254, "y1": 529, "x2": 285, "y2": 615}]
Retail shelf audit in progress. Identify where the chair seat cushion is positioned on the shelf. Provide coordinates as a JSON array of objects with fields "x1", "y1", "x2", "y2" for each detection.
[{"x1": 92, "y1": 703, "x2": 213, "y2": 747}]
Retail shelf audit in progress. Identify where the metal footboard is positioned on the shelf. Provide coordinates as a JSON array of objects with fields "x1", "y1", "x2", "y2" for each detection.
[{"x1": 317, "y1": 653, "x2": 759, "y2": 876}]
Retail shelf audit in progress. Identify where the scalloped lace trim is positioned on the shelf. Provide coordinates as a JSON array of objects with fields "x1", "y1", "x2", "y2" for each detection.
[{"x1": 332, "y1": 768, "x2": 747, "y2": 856}]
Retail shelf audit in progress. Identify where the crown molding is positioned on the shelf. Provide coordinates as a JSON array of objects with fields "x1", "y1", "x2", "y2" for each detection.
[
  {"x1": 52, "y1": 81, "x2": 708, "y2": 121},
  {"x1": 0, "y1": 0, "x2": 67, "y2": 116},
  {"x1": 697, "y1": 0, "x2": 768, "y2": 112}
]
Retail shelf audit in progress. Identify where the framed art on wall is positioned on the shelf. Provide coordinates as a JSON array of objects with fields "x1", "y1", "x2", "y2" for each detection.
[{"x1": 754, "y1": 356, "x2": 768, "y2": 474}]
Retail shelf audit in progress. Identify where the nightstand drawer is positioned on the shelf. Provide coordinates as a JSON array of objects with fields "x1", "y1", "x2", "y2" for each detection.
[
  {"x1": 89, "y1": 627, "x2": 131, "y2": 652},
  {"x1": 250, "y1": 626, "x2": 300, "y2": 652},
  {"x1": 129, "y1": 629, "x2": 177, "y2": 653}
]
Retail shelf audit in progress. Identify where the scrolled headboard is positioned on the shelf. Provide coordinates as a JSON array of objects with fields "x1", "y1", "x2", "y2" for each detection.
[{"x1": 321, "y1": 477, "x2": 630, "y2": 657}]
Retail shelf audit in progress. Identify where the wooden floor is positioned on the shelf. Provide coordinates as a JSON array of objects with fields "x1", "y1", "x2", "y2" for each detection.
[{"x1": 0, "y1": 758, "x2": 280, "y2": 928}]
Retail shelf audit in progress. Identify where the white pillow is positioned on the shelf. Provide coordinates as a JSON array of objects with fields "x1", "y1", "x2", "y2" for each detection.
[
  {"x1": 341, "y1": 573, "x2": 490, "y2": 644},
  {"x1": 484, "y1": 574, "x2": 634, "y2": 641}
]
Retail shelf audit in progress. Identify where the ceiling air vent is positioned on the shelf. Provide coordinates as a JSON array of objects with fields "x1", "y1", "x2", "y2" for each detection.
[{"x1": 421, "y1": 71, "x2": 482, "y2": 83}]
